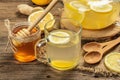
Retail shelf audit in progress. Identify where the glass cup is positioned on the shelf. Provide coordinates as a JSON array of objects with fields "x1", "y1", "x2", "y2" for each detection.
[
  {"x1": 35, "y1": 18, "x2": 82, "y2": 71},
  {"x1": 9, "y1": 22, "x2": 41, "y2": 62}
]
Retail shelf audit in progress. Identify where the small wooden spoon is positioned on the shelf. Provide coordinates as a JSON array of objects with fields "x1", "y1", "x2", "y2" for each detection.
[{"x1": 83, "y1": 37, "x2": 120, "y2": 64}]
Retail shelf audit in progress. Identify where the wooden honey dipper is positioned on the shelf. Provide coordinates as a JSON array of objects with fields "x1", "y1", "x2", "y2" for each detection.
[{"x1": 6, "y1": 0, "x2": 58, "y2": 46}]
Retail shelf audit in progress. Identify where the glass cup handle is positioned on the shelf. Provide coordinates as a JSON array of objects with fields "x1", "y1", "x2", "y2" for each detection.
[{"x1": 35, "y1": 39, "x2": 48, "y2": 64}]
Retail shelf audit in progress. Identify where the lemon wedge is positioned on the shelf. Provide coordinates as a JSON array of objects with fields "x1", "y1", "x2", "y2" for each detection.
[
  {"x1": 28, "y1": 11, "x2": 54, "y2": 31},
  {"x1": 48, "y1": 31, "x2": 70, "y2": 44},
  {"x1": 88, "y1": 1, "x2": 113, "y2": 12},
  {"x1": 104, "y1": 52, "x2": 120, "y2": 73}
]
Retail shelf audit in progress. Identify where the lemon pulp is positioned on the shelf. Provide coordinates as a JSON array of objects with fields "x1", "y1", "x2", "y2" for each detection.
[
  {"x1": 48, "y1": 31, "x2": 70, "y2": 44},
  {"x1": 104, "y1": 52, "x2": 120, "y2": 73}
]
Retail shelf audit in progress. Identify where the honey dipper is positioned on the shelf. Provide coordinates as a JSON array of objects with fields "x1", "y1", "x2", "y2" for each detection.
[{"x1": 11, "y1": 0, "x2": 57, "y2": 46}]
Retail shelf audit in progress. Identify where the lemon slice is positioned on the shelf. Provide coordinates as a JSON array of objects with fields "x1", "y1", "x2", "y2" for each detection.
[
  {"x1": 88, "y1": 1, "x2": 113, "y2": 12},
  {"x1": 51, "y1": 60, "x2": 75, "y2": 70},
  {"x1": 104, "y1": 52, "x2": 120, "y2": 73},
  {"x1": 32, "y1": 0, "x2": 51, "y2": 6},
  {"x1": 70, "y1": 1, "x2": 90, "y2": 12},
  {"x1": 28, "y1": 11, "x2": 55, "y2": 31},
  {"x1": 48, "y1": 31, "x2": 70, "y2": 44},
  {"x1": 65, "y1": 1, "x2": 89, "y2": 26}
]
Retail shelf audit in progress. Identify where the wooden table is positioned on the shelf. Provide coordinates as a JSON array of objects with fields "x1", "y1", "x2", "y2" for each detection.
[{"x1": 0, "y1": 0, "x2": 120, "y2": 80}]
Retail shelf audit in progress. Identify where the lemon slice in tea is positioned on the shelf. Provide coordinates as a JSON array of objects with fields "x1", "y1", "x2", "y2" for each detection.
[
  {"x1": 88, "y1": 1, "x2": 113, "y2": 12},
  {"x1": 48, "y1": 30, "x2": 70, "y2": 44},
  {"x1": 104, "y1": 52, "x2": 120, "y2": 73},
  {"x1": 28, "y1": 11, "x2": 55, "y2": 31},
  {"x1": 70, "y1": 1, "x2": 90, "y2": 12},
  {"x1": 65, "y1": 1, "x2": 89, "y2": 25}
]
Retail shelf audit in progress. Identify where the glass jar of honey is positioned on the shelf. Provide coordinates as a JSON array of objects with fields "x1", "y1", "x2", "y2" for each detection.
[{"x1": 9, "y1": 22, "x2": 40, "y2": 62}]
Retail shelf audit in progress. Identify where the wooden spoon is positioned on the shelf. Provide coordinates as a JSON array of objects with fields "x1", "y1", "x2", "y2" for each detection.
[{"x1": 83, "y1": 37, "x2": 120, "y2": 64}]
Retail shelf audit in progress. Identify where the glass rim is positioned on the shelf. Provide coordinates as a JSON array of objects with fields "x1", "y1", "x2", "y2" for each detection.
[{"x1": 44, "y1": 18, "x2": 82, "y2": 38}]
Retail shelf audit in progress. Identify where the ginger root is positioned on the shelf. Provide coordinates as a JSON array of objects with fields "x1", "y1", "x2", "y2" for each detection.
[{"x1": 17, "y1": 4, "x2": 44, "y2": 15}]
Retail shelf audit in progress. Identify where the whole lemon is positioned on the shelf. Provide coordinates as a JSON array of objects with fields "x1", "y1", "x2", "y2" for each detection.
[{"x1": 32, "y1": 0, "x2": 52, "y2": 6}]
